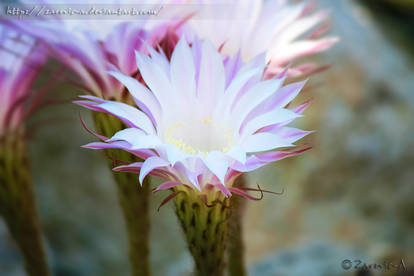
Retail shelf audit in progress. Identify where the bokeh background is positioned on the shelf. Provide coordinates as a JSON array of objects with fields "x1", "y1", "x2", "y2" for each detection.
[{"x1": 1, "y1": 0, "x2": 413, "y2": 275}]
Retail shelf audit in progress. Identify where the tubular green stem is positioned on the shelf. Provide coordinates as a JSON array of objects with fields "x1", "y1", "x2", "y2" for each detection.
[
  {"x1": 93, "y1": 112, "x2": 151, "y2": 276},
  {"x1": 0, "y1": 129, "x2": 49, "y2": 276},
  {"x1": 227, "y1": 176, "x2": 247, "y2": 276},
  {"x1": 174, "y1": 189, "x2": 230, "y2": 276}
]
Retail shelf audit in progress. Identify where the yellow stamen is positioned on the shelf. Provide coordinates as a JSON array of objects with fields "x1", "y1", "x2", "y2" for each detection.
[{"x1": 164, "y1": 118, "x2": 233, "y2": 155}]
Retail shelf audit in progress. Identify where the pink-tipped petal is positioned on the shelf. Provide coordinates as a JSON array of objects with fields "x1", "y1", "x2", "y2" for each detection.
[
  {"x1": 98, "y1": 101, "x2": 155, "y2": 134},
  {"x1": 152, "y1": 181, "x2": 184, "y2": 194},
  {"x1": 139, "y1": 156, "x2": 170, "y2": 184},
  {"x1": 203, "y1": 151, "x2": 229, "y2": 184},
  {"x1": 215, "y1": 184, "x2": 232, "y2": 198},
  {"x1": 241, "y1": 133, "x2": 293, "y2": 153},
  {"x1": 108, "y1": 71, "x2": 161, "y2": 125}
]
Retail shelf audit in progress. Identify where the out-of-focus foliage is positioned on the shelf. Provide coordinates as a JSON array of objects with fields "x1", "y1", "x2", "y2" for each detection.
[
  {"x1": 362, "y1": 0, "x2": 414, "y2": 59},
  {"x1": 374, "y1": 0, "x2": 414, "y2": 11}
]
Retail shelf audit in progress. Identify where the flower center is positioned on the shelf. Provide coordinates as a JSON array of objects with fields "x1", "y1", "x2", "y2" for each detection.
[{"x1": 164, "y1": 117, "x2": 233, "y2": 155}]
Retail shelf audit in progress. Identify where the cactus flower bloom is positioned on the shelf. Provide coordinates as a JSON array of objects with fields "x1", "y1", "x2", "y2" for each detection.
[
  {"x1": 76, "y1": 36, "x2": 311, "y2": 198},
  {"x1": 4, "y1": 20, "x2": 175, "y2": 98},
  {"x1": 0, "y1": 26, "x2": 47, "y2": 136},
  {"x1": 2, "y1": 0, "x2": 190, "y2": 98},
  {"x1": 185, "y1": 0, "x2": 338, "y2": 78}
]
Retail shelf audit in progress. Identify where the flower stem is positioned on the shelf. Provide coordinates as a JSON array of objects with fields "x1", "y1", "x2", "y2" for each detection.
[
  {"x1": 174, "y1": 189, "x2": 230, "y2": 276},
  {"x1": 0, "y1": 129, "x2": 49, "y2": 276},
  {"x1": 93, "y1": 112, "x2": 151, "y2": 276},
  {"x1": 227, "y1": 176, "x2": 247, "y2": 276}
]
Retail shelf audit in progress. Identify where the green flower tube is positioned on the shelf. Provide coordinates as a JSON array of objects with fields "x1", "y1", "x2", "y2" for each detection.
[
  {"x1": 173, "y1": 188, "x2": 230, "y2": 276},
  {"x1": 226, "y1": 176, "x2": 247, "y2": 276},
  {"x1": 0, "y1": 129, "x2": 49, "y2": 276},
  {"x1": 93, "y1": 112, "x2": 151, "y2": 276}
]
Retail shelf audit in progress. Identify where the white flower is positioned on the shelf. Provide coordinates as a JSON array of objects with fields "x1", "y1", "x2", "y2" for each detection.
[{"x1": 76, "y1": 36, "x2": 311, "y2": 196}]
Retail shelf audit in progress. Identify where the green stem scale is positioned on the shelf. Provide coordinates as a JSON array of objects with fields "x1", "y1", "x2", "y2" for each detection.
[
  {"x1": 93, "y1": 112, "x2": 151, "y2": 276},
  {"x1": 173, "y1": 188, "x2": 230, "y2": 276},
  {"x1": 0, "y1": 129, "x2": 50, "y2": 276}
]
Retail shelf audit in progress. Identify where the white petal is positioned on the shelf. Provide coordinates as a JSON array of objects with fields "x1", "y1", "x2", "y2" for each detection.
[
  {"x1": 231, "y1": 77, "x2": 285, "y2": 132},
  {"x1": 174, "y1": 161, "x2": 201, "y2": 191},
  {"x1": 237, "y1": 53, "x2": 266, "y2": 75},
  {"x1": 164, "y1": 144, "x2": 189, "y2": 166},
  {"x1": 170, "y1": 36, "x2": 196, "y2": 103},
  {"x1": 275, "y1": 11, "x2": 328, "y2": 45},
  {"x1": 107, "y1": 128, "x2": 145, "y2": 142},
  {"x1": 241, "y1": 108, "x2": 301, "y2": 136},
  {"x1": 99, "y1": 102, "x2": 155, "y2": 134},
  {"x1": 139, "y1": 156, "x2": 170, "y2": 184},
  {"x1": 108, "y1": 71, "x2": 161, "y2": 125},
  {"x1": 241, "y1": 133, "x2": 293, "y2": 153},
  {"x1": 203, "y1": 151, "x2": 229, "y2": 184},
  {"x1": 214, "y1": 66, "x2": 263, "y2": 121},
  {"x1": 135, "y1": 50, "x2": 171, "y2": 109},
  {"x1": 107, "y1": 128, "x2": 161, "y2": 150},
  {"x1": 266, "y1": 127, "x2": 312, "y2": 143},
  {"x1": 248, "y1": 80, "x2": 306, "y2": 119},
  {"x1": 226, "y1": 145, "x2": 247, "y2": 164},
  {"x1": 197, "y1": 40, "x2": 225, "y2": 117},
  {"x1": 143, "y1": 41, "x2": 170, "y2": 77}
]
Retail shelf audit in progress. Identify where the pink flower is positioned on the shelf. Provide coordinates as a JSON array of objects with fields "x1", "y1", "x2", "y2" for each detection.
[
  {"x1": 0, "y1": 26, "x2": 47, "y2": 136},
  {"x1": 2, "y1": 0, "x2": 190, "y2": 98}
]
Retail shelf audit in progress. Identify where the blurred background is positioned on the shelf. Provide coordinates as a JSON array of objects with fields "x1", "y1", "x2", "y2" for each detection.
[{"x1": 1, "y1": 0, "x2": 413, "y2": 275}]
